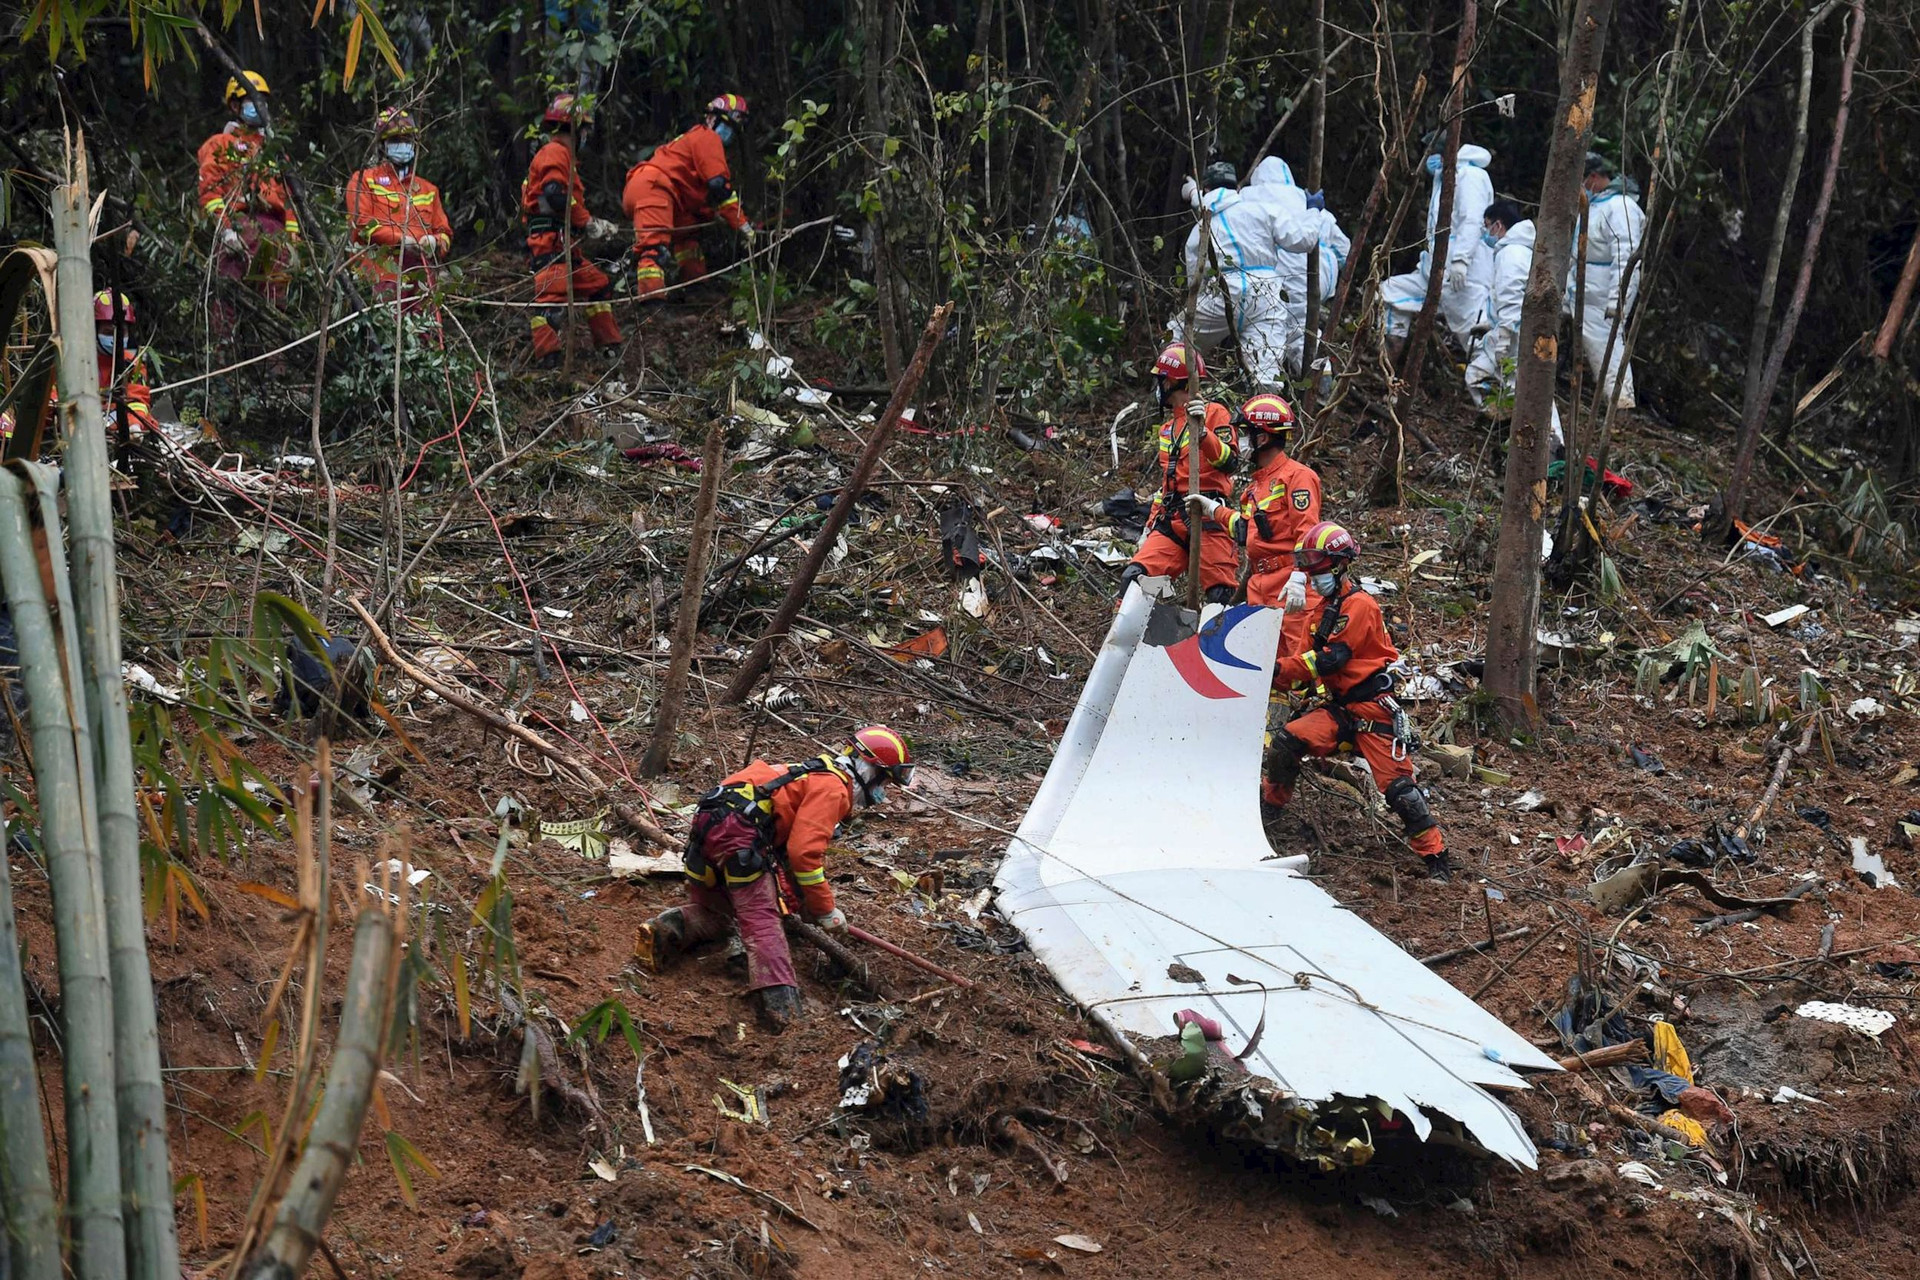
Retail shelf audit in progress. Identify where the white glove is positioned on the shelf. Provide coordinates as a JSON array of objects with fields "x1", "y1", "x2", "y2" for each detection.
[
  {"x1": 1446, "y1": 263, "x2": 1469, "y2": 293},
  {"x1": 1188, "y1": 399, "x2": 1208, "y2": 420},
  {"x1": 1282, "y1": 570, "x2": 1308, "y2": 612},
  {"x1": 586, "y1": 217, "x2": 620, "y2": 241},
  {"x1": 1192, "y1": 494, "x2": 1223, "y2": 519},
  {"x1": 420, "y1": 235, "x2": 442, "y2": 259},
  {"x1": 1603, "y1": 301, "x2": 1618, "y2": 320},
  {"x1": 810, "y1": 907, "x2": 848, "y2": 934},
  {"x1": 1180, "y1": 175, "x2": 1200, "y2": 207},
  {"x1": 219, "y1": 227, "x2": 246, "y2": 254},
  {"x1": 398, "y1": 234, "x2": 419, "y2": 251},
  {"x1": 741, "y1": 221, "x2": 759, "y2": 242}
]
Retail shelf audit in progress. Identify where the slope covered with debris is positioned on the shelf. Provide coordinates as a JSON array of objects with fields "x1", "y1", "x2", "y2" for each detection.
[{"x1": 8, "y1": 297, "x2": 1920, "y2": 1280}]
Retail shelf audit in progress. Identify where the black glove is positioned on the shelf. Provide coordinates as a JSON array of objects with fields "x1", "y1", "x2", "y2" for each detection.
[
  {"x1": 1315, "y1": 641, "x2": 1352, "y2": 673},
  {"x1": 539, "y1": 180, "x2": 568, "y2": 217}
]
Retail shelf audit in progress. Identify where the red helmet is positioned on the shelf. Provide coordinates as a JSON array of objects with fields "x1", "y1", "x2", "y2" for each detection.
[
  {"x1": 1151, "y1": 342, "x2": 1204, "y2": 383},
  {"x1": 375, "y1": 107, "x2": 419, "y2": 141},
  {"x1": 1293, "y1": 521, "x2": 1359, "y2": 573},
  {"x1": 1236, "y1": 392, "x2": 1295, "y2": 446},
  {"x1": 850, "y1": 725, "x2": 915, "y2": 787},
  {"x1": 544, "y1": 94, "x2": 586, "y2": 126},
  {"x1": 92, "y1": 290, "x2": 135, "y2": 324},
  {"x1": 707, "y1": 93, "x2": 749, "y2": 121}
]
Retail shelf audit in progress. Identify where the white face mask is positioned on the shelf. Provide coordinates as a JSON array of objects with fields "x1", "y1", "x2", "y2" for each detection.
[
  {"x1": 851, "y1": 758, "x2": 889, "y2": 808},
  {"x1": 385, "y1": 141, "x2": 416, "y2": 168},
  {"x1": 1311, "y1": 572, "x2": 1340, "y2": 597}
]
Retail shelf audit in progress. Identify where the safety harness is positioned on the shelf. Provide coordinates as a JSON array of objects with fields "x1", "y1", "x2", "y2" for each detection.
[
  {"x1": 682, "y1": 756, "x2": 841, "y2": 889},
  {"x1": 1307, "y1": 585, "x2": 1411, "y2": 759},
  {"x1": 1149, "y1": 417, "x2": 1231, "y2": 548}
]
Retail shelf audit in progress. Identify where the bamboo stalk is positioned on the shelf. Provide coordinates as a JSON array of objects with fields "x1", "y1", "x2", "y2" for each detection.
[
  {"x1": 239, "y1": 885, "x2": 399, "y2": 1280},
  {"x1": 0, "y1": 469, "x2": 126, "y2": 1280},
  {"x1": 51, "y1": 157, "x2": 180, "y2": 1280},
  {"x1": 642, "y1": 419, "x2": 727, "y2": 776},
  {"x1": 0, "y1": 813, "x2": 61, "y2": 1280}
]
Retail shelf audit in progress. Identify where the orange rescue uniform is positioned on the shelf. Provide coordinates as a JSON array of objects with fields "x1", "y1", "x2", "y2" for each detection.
[
  {"x1": 345, "y1": 163, "x2": 453, "y2": 307},
  {"x1": 520, "y1": 137, "x2": 621, "y2": 356},
  {"x1": 1267, "y1": 583, "x2": 1442, "y2": 857},
  {"x1": 98, "y1": 347, "x2": 157, "y2": 434},
  {"x1": 196, "y1": 124, "x2": 301, "y2": 329},
  {"x1": 1127, "y1": 402, "x2": 1240, "y2": 595},
  {"x1": 621, "y1": 123, "x2": 748, "y2": 297},
  {"x1": 1225, "y1": 450, "x2": 1322, "y2": 654}
]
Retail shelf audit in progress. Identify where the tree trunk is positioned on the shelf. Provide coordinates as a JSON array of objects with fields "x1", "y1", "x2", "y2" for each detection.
[
  {"x1": 1872, "y1": 224, "x2": 1920, "y2": 362},
  {"x1": 56, "y1": 151, "x2": 182, "y2": 1280},
  {"x1": 1300, "y1": 0, "x2": 1328, "y2": 384},
  {"x1": 1719, "y1": 0, "x2": 1864, "y2": 530},
  {"x1": 860, "y1": 0, "x2": 905, "y2": 381},
  {"x1": 1484, "y1": 0, "x2": 1617, "y2": 732},
  {"x1": 1322, "y1": 73, "x2": 1429, "y2": 344},
  {"x1": 641, "y1": 420, "x2": 727, "y2": 776},
  {"x1": 1397, "y1": 0, "x2": 1478, "y2": 401},
  {"x1": 1739, "y1": 4, "x2": 1829, "y2": 425}
]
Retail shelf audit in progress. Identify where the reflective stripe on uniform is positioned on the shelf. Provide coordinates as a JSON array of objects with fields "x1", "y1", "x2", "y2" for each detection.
[{"x1": 792, "y1": 866, "x2": 826, "y2": 886}]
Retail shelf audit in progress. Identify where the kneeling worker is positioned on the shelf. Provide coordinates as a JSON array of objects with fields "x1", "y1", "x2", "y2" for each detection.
[
  {"x1": 637, "y1": 726, "x2": 915, "y2": 1026},
  {"x1": 1262, "y1": 522, "x2": 1450, "y2": 881}
]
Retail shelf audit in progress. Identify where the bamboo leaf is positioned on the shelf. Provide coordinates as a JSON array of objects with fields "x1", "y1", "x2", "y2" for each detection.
[
  {"x1": 169, "y1": 861, "x2": 211, "y2": 923},
  {"x1": 237, "y1": 880, "x2": 302, "y2": 912},
  {"x1": 173, "y1": 1173, "x2": 210, "y2": 1249},
  {"x1": 451, "y1": 947, "x2": 471, "y2": 1039},
  {"x1": 370, "y1": 1080, "x2": 394, "y2": 1132},
  {"x1": 369, "y1": 696, "x2": 430, "y2": 766},
  {"x1": 343, "y1": 12, "x2": 365, "y2": 87},
  {"x1": 356, "y1": 0, "x2": 408, "y2": 79},
  {"x1": 256, "y1": 1018, "x2": 280, "y2": 1083},
  {"x1": 384, "y1": 1131, "x2": 441, "y2": 1210}
]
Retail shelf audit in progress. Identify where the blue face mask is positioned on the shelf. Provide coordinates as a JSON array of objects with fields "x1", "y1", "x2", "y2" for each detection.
[
  {"x1": 97, "y1": 333, "x2": 119, "y2": 355},
  {"x1": 239, "y1": 100, "x2": 263, "y2": 126},
  {"x1": 1482, "y1": 229, "x2": 1501, "y2": 248},
  {"x1": 713, "y1": 120, "x2": 735, "y2": 145},
  {"x1": 1311, "y1": 572, "x2": 1340, "y2": 597},
  {"x1": 385, "y1": 141, "x2": 416, "y2": 168},
  {"x1": 1425, "y1": 153, "x2": 1444, "y2": 176}
]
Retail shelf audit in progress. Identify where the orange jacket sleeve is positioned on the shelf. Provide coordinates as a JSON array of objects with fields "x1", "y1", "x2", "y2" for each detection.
[
  {"x1": 688, "y1": 127, "x2": 748, "y2": 230},
  {"x1": 1201, "y1": 401, "x2": 1237, "y2": 468},
  {"x1": 776, "y1": 772, "x2": 853, "y2": 916},
  {"x1": 197, "y1": 133, "x2": 237, "y2": 219},
  {"x1": 417, "y1": 183, "x2": 453, "y2": 250}
]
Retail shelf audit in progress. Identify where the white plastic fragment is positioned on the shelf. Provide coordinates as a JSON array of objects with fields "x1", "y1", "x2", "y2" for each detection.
[
  {"x1": 1847, "y1": 697, "x2": 1886, "y2": 721},
  {"x1": 1762, "y1": 604, "x2": 1811, "y2": 629},
  {"x1": 122, "y1": 662, "x2": 183, "y2": 704},
  {"x1": 1616, "y1": 1161, "x2": 1662, "y2": 1189},
  {"x1": 1795, "y1": 1001, "x2": 1896, "y2": 1038}
]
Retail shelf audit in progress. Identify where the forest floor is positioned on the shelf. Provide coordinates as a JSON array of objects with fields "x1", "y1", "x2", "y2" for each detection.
[{"x1": 13, "y1": 283, "x2": 1920, "y2": 1279}]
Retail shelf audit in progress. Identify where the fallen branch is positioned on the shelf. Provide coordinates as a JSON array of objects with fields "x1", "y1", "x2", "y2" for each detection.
[
  {"x1": 847, "y1": 924, "x2": 976, "y2": 990},
  {"x1": 1419, "y1": 927, "x2": 1531, "y2": 966},
  {"x1": 787, "y1": 920, "x2": 896, "y2": 1000},
  {"x1": 1555, "y1": 1040, "x2": 1648, "y2": 1072},
  {"x1": 722, "y1": 302, "x2": 954, "y2": 705},
  {"x1": 349, "y1": 595, "x2": 608, "y2": 791},
  {"x1": 498, "y1": 988, "x2": 606, "y2": 1130},
  {"x1": 995, "y1": 1115, "x2": 1069, "y2": 1184},
  {"x1": 1736, "y1": 718, "x2": 1819, "y2": 841},
  {"x1": 684, "y1": 1164, "x2": 821, "y2": 1231},
  {"x1": 1693, "y1": 878, "x2": 1818, "y2": 936}
]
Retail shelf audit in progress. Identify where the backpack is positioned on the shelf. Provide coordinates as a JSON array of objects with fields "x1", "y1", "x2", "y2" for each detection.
[{"x1": 683, "y1": 758, "x2": 832, "y2": 888}]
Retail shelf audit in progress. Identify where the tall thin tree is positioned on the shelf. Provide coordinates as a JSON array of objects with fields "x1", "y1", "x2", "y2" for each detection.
[{"x1": 1484, "y1": 0, "x2": 1618, "y2": 730}]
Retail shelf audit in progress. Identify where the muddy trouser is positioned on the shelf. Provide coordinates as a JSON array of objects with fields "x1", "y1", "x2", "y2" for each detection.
[
  {"x1": 527, "y1": 236, "x2": 621, "y2": 355},
  {"x1": 1465, "y1": 328, "x2": 1563, "y2": 446},
  {"x1": 675, "y1": 874, "x2": 797, "y2": 992},
  {"x1": 1168, "y1": 272, "x2": 1293, "y2": 389},
  {"x1": 1572, "y1": 264, "x2": 1636, "y2": 408},
  {"x1": 1263, "y1": 703, "x2": 1444, "y2": 857}
]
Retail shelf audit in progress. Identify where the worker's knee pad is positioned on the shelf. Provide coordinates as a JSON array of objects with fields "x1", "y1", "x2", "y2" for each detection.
[
  {"x1": 1264, "y1": 730, "x2": 1306, "y2": 786},
  {"x1": 1203, "y1": 584, "x2": 1234, "y2": 605},
  {"x1": 1384, "y1": 777, "x2": 1438, "y2": 836},
  {"x1": 1117, "y1": 562, "x2": 1148, "y2": 599}
]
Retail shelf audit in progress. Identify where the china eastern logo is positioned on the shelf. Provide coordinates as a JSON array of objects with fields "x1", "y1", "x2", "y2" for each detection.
[{"x1": 1164, "y1": 603, "x2": 1261, "y2": 700}]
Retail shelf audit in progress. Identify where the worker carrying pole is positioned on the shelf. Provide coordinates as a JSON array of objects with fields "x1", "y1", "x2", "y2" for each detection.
[
  {"x1": 1115, "y1": 343, "x2": 1241, "y2": 609},
  {"x1": 635, "y1": 726, "x2": 916, "y2": 1029}
]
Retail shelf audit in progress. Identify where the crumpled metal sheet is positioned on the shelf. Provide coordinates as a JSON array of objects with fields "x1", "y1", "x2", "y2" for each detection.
[{"x1": 994, "y1": 583, "x2": 1560, "y2": 1168}]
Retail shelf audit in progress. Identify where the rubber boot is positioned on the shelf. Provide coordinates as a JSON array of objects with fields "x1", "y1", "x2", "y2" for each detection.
[
  {"x1": 755, "y1": 984, "x2": 803, "y2": 1031},
  {"x1": 1423, "y1": 850, "x2": 1452, "y2": 883},
  {"x1": 635, "y1": 907, "x2": 688, "y2": 973}
]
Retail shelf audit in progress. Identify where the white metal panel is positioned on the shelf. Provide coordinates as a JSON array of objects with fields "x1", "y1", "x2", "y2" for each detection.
[{"x1": 996, "y1": 580, "x2": 1559, "y2": 1168}]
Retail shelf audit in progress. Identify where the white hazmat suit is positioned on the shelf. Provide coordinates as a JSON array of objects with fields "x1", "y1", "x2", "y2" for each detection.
[
  {"x1": 1379, "y1": 144, "x2": 1495, "y2": 346},
  {"x1": 1168, "y1": 185, "x2": 1338, "y2": 389},
  {"x1": 1244, "y1": 157, "x2": 1352, "y2": 373},
  {"x1": 1567, "y1": 179, "x2": 1646, "y2": 409},
  {"x1": 1464, "y1": 219, "x2": 1562, "y2": 445}
]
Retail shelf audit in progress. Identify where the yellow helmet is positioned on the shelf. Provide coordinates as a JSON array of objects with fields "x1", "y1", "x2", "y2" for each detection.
[{"x1": 224, "y1": 70, "x2": 271, "y2": 103}]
